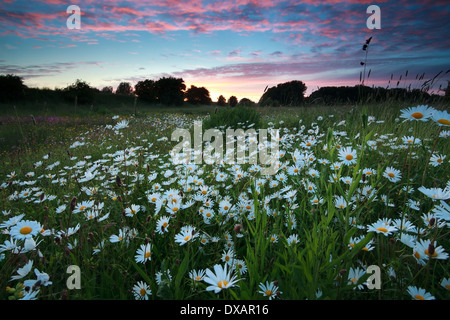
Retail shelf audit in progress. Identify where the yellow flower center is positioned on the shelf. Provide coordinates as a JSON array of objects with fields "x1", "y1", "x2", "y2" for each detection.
[
  {"x1": 388, "y1": 173, "x2": 395, "y2": 178},
  {"x1": 411, "y1": 112, "x2": 423, "y2": 119},
  {"x1": 437, "y1": 119, "x2": 450, "y2": 126},
  {"x1": 345, "y1": 154, "x2": 353, "y2": 161},
  {"x1": 265, "y1": 290, "x2": 273, "y2": 296},
  {"x1": 140, "y1": 288, "x2": 147, "y2": 296},
  {"x1": 144, "y1": 252, "x2": 151, "y2": 259},
  {"x1": 184, "y1": 235, "x2": 191, "y2": 242},
  {"x1": 172, "y1": 207, "x2": 179, "y2": 212},
  {"x1": 79, "y1": 206, "x2": 86, "y2": 211},
  {"x1": 224, "y1": 206, "x2": 229, "y2": 210},
  {"x1": 20, "y1": 226, "x2": 32, "y2": 235},
  {"x1": 425, "y1": 249, "x2": 437, "y2": 258},
  {"x1": 414, "y1": 251, "x2": 421, "y2": 259},
  {"x1": 414, "y1": 295, "x2": 425, "y2": 300},
  {"x1": 376, "y1": 227, "x2": 388, "y2": 233},
  {"x1": 218, "y1": 280, "x2": 228, "y2": 289}
]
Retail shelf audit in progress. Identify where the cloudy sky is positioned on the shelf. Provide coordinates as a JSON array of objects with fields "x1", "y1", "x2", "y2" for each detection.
[{"x1": 1, "y1": 0, "x2": 449, "y2": 102}]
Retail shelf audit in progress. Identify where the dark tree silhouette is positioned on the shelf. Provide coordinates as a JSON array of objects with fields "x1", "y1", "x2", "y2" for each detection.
[
  {"x1": 238, "y1": 98, "x2": 256, "y2": 107},
  {"x1": 217, "y1": 95, "x2": 226, "y2": 106},
  {"x1": 63, "y1": 79, "x2": 97, "y2": 104},
  {"x1": 101, "y1": 86, "x2": 113, "y2": 93},
  {"x1": 228, "y1": 95, "x2": 238, "y2": 107},
  {"x1": 185, "y1": 85, "x2": 212, "y2": 105},
  {"x1": 259, "y1": 80, "x2": 307, "y2": 106},
  {"x1": 116, "y1": 82, "x2": 133, "y2": 95},
  {"x1": 0, "y1": 74, "x2": 26, "y2": 102},
  {"x1": 134, "y1": 79, "x2": 158, "y2": 103},
  {"x1": 156, "y1": 77, "x2": 186, "y2": 106}
]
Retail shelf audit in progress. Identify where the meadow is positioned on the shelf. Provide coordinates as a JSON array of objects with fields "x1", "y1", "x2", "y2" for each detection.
[{"x1": 0, "y1": 101, "x2": 449, "y2": 300}]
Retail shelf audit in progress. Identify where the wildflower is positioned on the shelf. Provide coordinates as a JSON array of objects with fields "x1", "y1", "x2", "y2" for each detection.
[
  {"x1": 166, "y1": 200, "x2": 181, "y2": 214},
  {"x1": 432, "y1": 200, "x2": 450, "y2": 222},
  {"x1": 259, "y1": 281, "x2": 281, "y2": 300},
  {"x1": 55, "y1": 204, "x2": 67, "y2": 214},
  {"x1": 23, "y1": 268, "x2": 52, "y2": 288},
  {"x1": 441, "y1": 278, "x2": 450, "y2": 291},
  {"x1": 406, "y1": 286, "x2": 435, "y2": 300},
  {"x1": 155, "y1": 269, "x2": 172, "y2": 285},
  {"x1": 431, "y1": 109, "x2": 450, "y2": 126},
  {"x1": 72, "y1": 200, "x2": 94, "y2": 214},
  {"x1": 347, "y1": 267, "x2": 366, "y2": 290},
  {"x1": 221, "y1": 249, "x2": 235, "y2": 266},
  {"x1": 0, "y1": 213, "x2": 25, "y2": 229},
  {"x1": 429, "y1": 153, "x2": 446, "y2": 167},
  {"x1": 383, "y1": 166, "x2": 402, "y2": 183},
  {"x1": 310, "y1": 196, "x2": 323, "y2": 206},
  {"x1": 135, "y1": 243, "x2": 152, "y2": 264},
  {"x1": 115, "y1": 119, "x2": 129, "y2": 130},
  {"x1": 413, "y1": 239, "x2": 448, "y2": 262},
  {"x1": 338, "y1": 147, "x2": 357, "y2": 165},
  {"x1": 189, "y1": 269, "x2": 206, "y2": 282},
  {"x1": 367, "y1": 219, "x2": 398, "y2": 236},
  {"x1": 10, "y1": 260, "x2": 33, "y2": 281},
  {"x1": 286, "y1": 234, "x2": 299, "y2": 246},
  {"x1": 156, "y1": 216, "x2": 170, "y2": 234},
  {"x1": 132, "y1": 281, "x2": 151, "y2": 300},
  {"x1": 125, "y1": 204, "x2": 141, "y2": 217},
  {"x1": 219, "y1": 199, "x2": 232, "y2": 213},
  {"x1": 399, "y1": 105, "x2": 433, "y2": 122},
  {"x1": 203, "y1": 264, "x2": 240, "y2": 294},
  {"x1": 109, "y1": 228, "x2": 128, "y2": 243},
  {"x1": 334, "y1": 195, "x2": 348, "y2": 209},
  {"x1": 269, "y1": 234, "x2": 279, "y2": 244},
  {"x1": 234, "y1": 259, "x2": 247, "y2": 275},
  {"x1": 9, "y1": 220, "x2": 42, "y2": 240},
  {"x1": 418, "y1": 186, "x2": 450, "y2": 200},
  {"x1": 174, "y1": 227, "x2": 197, "y2": 246}
]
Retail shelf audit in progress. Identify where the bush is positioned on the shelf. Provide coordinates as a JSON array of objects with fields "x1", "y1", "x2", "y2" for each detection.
[{"x1": 0, "y1": 74, "x2": 26, "y2": 102}]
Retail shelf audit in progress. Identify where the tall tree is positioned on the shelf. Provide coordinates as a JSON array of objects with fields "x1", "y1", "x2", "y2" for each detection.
[
  {"x1": 156, "y1": 77, "x2": 186, "y2": 106},
  {"x1": 259, "y1": 80, "x2": 307, "y2": 106},
  {"x1": 116, "y1": 82, "x2": 133, "y2": 95},
  {"x1": 63, "y1": 79, "x2": 96, "y2": 104},
  {"x1": 185, "y1": 85, "x2": 212, "y2": 105},
  {"x1": 134, "y1": 79, "x2": 158, "y2": 103},
  {"x1": 228, "y1": 96, "x2": 238, "y2": 107},
  {"x1": 0, "y1": 74, "x2": 26, "y2": 102},
  {"x1": 217, "y1": 95, "x2": 226, "y2": 106}
]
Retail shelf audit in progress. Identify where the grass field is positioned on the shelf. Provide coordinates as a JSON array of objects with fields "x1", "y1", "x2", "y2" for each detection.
[{"x1": 0, "y1": 101, "x2": 449, "y2": 300}]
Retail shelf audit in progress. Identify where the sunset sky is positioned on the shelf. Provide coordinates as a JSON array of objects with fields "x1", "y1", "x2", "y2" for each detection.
[{"x1": 1, "y1": 0, "x2": 449, "y2": 102}]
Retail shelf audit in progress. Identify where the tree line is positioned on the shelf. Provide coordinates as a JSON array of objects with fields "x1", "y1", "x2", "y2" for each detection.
[{"x1": 0, "y1": 74, "x2": 447, "y2": 108}]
